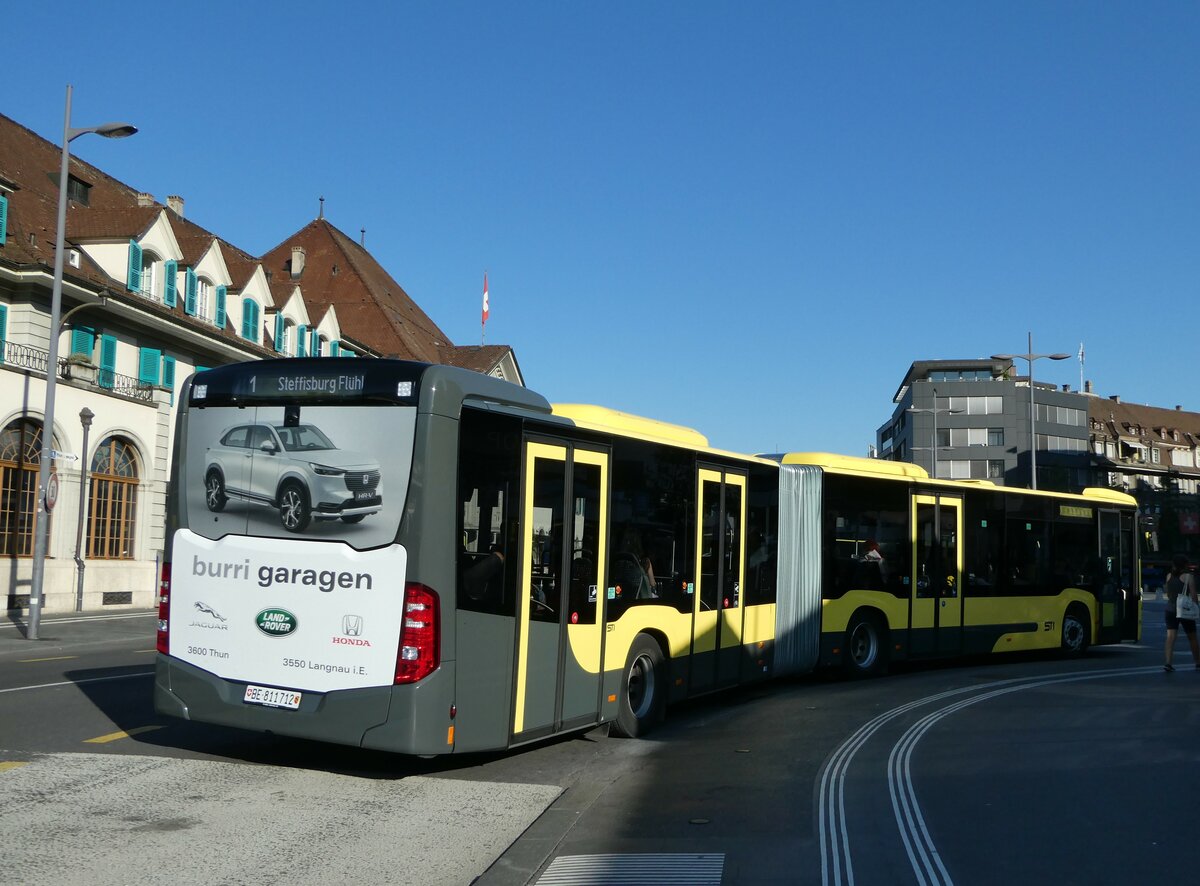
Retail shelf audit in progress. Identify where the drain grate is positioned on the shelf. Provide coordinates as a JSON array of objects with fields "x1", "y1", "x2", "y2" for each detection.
[{"x1": 535, "y1": 853, "x2": 724, "y2": 885}]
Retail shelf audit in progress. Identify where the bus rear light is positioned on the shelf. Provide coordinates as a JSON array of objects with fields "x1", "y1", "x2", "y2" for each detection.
[
  {"x1": 395, "y1": 583, "x2": 439, "y2": 684},
  {"x1": 156, "y1": 561, "x2": 172, "y2": 654}
]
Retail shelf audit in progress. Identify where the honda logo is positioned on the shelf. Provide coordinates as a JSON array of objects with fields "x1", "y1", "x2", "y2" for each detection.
[{"x1": 342, "y1": 614, "x2": 363, "y2": 636}]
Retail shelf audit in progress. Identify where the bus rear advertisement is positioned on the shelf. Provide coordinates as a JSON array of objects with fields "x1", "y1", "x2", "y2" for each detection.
[{"x1": 154, "y1": 359, "x2": 1141, "y2": 754}]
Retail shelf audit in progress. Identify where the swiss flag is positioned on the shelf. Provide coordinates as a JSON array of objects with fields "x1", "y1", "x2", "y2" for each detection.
[
  {"x1": 481, "y1": 273, "x2": 489, "y2": 325},
  {"x1": 1180, "y1": 511, "x2": 1199, "y2": 535}
]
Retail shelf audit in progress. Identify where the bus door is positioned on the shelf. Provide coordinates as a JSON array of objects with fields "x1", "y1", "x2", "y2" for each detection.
[
  {"x1": 911, "y1": 494, "x2": 963, "y2": 656},
  {"x1": 691, "y1": 467, "x2": 747, "y2": 693},
  {"x1": 1096, "y1": 509, "x2": 1132, "y2": 644},
  {"x1": 512, "y1": 440, "x2": 608, "y2": 741}
]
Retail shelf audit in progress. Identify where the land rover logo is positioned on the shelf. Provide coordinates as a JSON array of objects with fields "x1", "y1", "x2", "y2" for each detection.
[{"x1": 255, "y1": 608, "x2": 298, "y2": 637}]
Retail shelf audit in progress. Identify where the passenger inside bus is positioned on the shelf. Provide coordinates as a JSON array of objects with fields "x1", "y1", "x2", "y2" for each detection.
[{"x1": 463, "y1": 545, "x2": 505, "y2": 603}]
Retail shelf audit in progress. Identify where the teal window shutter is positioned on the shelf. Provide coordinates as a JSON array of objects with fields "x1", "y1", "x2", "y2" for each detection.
[
  {"x1": 215, "y1": 286, "x2": 227, "y2": 328},
  {"x1": 70, "y1": 325, "x2": 95, "y2": 357},
  {"x1": 0, "y1": 303, "x2": 7, "y2": 364},
  {"x1": 195, "y1": 365, "x2": 210, "y2": 374},
  {"x1": 163, "y1": 260, "x2": 178, "y2": 306},
  {"x1": 0, "y1": 195, "x2": 8, "y2": 246},
  {"x1": 274, "y1": 314, "x2": 284, "y2": 352},
  {"x1": 162, "y1": 355, "x2": 176, "y2": 405},
  {"x1": 99, "y1": 335, "x2": 117, "y2": 388},
  {"x1": 331, "y1": 340, "x2": 340, "y2": 357},
  {"x1": 127, "y1": 240, "x2": 143, "y2": 292},
  {"x1": 296, "y1": 325, "x2": 307, "y2": 357},
  {"x1": 311, "y1": 328, "x2": 320, "y2": 356},
  {"x1": 242, "y1": 299, "x2": 260, "y2": 341},
  {"x1": 184, "y1": 268, "x2": 197, "y2": 315},
  {"x1": 138, "y1": 347, "x2": 161, "y2": 385}
]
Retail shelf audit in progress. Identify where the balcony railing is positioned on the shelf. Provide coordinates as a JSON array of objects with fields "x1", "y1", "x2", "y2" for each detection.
[{"x1": 1, "y1": 340, "x2": 155, "y2": 404}]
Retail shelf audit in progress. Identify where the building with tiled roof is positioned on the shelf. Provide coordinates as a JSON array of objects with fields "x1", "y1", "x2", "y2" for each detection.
[{"x1": 0, "y1": 109, "x2": 521, "y2": 614}]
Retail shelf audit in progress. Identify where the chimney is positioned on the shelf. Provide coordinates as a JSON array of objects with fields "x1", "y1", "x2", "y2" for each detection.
[
  {"x1": 291, "y1": 246, "x2": 306, "y2": 279},
  {"x1": 1062, "y1": 384, "x2": 1071, "y2": 392},
  {"x1": 136, "y1": 192, "x2": 155, "y2": 207},
  {"x1": 1109, "y1": 395, "x2": 1120, "y2": 404},
  {"x1": 1177, "y1": 405, "x2": 1183, "y2": 411},
  {"x1": 1085, "y1": 380, "x2": 1093, "y2": 394},
  {"x1": 166, "y1": 195, "x2": 184, "y2": 217}
]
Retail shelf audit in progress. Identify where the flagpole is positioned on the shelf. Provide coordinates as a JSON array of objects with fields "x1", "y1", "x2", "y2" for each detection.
[{"x1": 1078, "y1": 342, "x2": 1084, "y2": 393}]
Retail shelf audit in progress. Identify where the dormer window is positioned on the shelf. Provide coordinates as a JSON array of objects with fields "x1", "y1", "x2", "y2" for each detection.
[
  {"x1": 196, "y1": 277, "x2": 212, "y2": 321},
  {"x1": 66, "y1": 175, "x2": 91, "y2": 206},
  {"x1": 140, "y1": 253, "x2": 159, "y2": 300}
]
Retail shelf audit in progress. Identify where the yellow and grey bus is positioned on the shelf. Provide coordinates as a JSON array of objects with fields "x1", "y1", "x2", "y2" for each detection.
[{"x1": 154, "y1": 359, "x2": 1141, "y2": 754}]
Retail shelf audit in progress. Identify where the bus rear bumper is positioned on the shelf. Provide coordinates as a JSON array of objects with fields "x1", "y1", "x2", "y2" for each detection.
[{"x1": 154, "y1": 653, "x2": 407, "y2": 749}]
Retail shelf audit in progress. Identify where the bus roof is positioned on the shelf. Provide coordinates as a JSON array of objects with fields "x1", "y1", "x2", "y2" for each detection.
[
  {"x1": 552, "y1": 404, "x2": 710, "y2": 448},
  {"x1": 774, "y1": 452, "x2": 931, "y2": 479}
]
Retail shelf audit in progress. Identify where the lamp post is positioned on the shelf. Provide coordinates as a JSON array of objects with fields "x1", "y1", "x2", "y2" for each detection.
[
  {"x1": 27, "y1": 86, "x2": 136, "y2": 641},
  {"x1": 992, "y1": 331, "x2": 1071, "y2": 491},
  {"x1": 907, "y1": 388, "x2": 963, "y2": 479},
  {"x1": 74, "y1": 407, "x2": 94, "y2": 612}
]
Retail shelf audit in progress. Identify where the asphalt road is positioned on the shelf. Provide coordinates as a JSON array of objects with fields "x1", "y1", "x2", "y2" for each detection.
[{"x1": 2, "y1": 602, "x2": 1197, "y2": 885}]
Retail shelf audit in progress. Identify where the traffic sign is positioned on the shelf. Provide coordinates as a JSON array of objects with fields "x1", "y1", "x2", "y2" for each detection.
[
  {"x1": 49, "y1": 450, "x2": 79, "y2": 461},
  {"x1": 45, "y1": 472, "x2": 60, "y2": 511}
]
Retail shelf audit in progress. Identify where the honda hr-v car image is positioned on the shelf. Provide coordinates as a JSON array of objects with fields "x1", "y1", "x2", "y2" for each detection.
[{"x1": 204, "y1": 422, "x2": 382, "y2": 532}]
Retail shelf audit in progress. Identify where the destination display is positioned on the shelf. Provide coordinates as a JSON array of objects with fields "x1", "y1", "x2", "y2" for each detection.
[{"x1": 188, "y1": 358, "x2": 425, "y2": 406}]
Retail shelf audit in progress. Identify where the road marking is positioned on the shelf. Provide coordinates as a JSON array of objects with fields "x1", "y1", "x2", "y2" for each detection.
[
  {"x1": 84, "y1": 725, "x2": 164, "y2": 744},
  {"x1": 886, "y1": 665, "x2": 1158, "y2": 886},
  {"x1": 0, "y1": 762, "x2": 30, "y2": 772},
  {"x1": 133, "y1": 648, "x2": 158, "y2": 654},
  {"x1": 0, "y1": 671, "x2": 154, "y2": 695},
  {"x1": 817, "y1": 665, "x2": 1159, "y2": 886},
  {"x1": 0, "y1": 611, "x2": 156, "y2": 632},
  {"x1": 17, "y1": 656, "x2": 78, "y2": 663}
]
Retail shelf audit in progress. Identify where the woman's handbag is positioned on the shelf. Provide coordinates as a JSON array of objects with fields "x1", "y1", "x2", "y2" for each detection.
[{"x1": 1178, "y1": 575, "x2": 1200, "y2": 620}]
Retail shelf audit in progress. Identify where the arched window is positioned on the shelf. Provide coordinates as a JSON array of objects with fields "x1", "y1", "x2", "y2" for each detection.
[
  {"x1": 140, "y1": 251, "x2": 159, "y2": 300},
  {"x1": 0, "y1": 418, "x2": 52, "y2": 557},
  {"x1": 196, "y1": 276, "x2": 212, "y2": 322},
  {"x1": 87, "y1": 437, "x2": 139, "y2": 559}
]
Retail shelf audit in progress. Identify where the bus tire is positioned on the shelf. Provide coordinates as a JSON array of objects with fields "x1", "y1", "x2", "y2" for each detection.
[
  {"x1": 1061, "y1": 605, "x2": 1090, "y2": 657},
  {"x1": 278, "y1": 482, "x2": 312, "y2": 532},
  {"x1": 613, "y1": 634, "x2": 666, "y2": 738},
  {"x1": 844, "y1": 611, "x2": 889, "y2": 678},
  {"x1": 205, "y1": 469, "x2": 227, "y2": 512}
]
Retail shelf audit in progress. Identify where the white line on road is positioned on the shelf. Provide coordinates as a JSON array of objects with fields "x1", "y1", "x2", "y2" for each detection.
[{"x1": 0, "y1": 671, "x2": 154, "y2": 695}]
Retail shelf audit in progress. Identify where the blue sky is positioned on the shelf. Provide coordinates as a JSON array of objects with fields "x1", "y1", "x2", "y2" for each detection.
[{"x1": 7, "y1": 2, "x2": 1198, "y2": 455}]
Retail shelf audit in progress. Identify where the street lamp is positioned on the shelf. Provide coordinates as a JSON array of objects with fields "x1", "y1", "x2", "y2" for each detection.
[
  {"x1": 992, "y1": 331, "x2": 1071, "y2": 491},
  {"x1": 74, "y1": 407, "x2": 94, "y2": 613},
  {"x1": 907, "y1": 387, "x2": 963, "y2": 479},
  {"x1": 27, "y1": 86, "x2": 136, "y2": 641}
]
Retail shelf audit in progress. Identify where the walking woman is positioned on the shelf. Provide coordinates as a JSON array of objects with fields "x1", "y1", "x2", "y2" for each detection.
[{"x1": 1163, "y1": 554, "x2": 1200, "y2": 671}]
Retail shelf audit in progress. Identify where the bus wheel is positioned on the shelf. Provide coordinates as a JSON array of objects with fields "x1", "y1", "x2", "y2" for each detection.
[
  {"x1": 205, "y1": 469, "x2": 227, "y2": 512},
  {"x1": 844, "y1": 612, "x2": 888, "y2": 678},
  {"x1": 278, "y1": 482, "x2": 312, "y2": 532},
  {"x1": 1061, "y1": 606, "x2": 1090, "y2": 657},
  {"x1": 614, "y1": 634, "x2": 666, "y2": 738}
]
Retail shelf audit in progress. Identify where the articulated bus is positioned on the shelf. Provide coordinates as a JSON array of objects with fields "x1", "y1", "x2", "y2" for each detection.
[{"x1": 154, "y1": 359, "x2": 1141, "y2": 755}]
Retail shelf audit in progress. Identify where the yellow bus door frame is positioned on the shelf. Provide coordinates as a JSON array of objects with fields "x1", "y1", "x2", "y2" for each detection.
[
  {"x1": 691, "y1": 467, "x2": 747, "y2": 693},
  {"x1": 1096, "y1": 508, "x2": 1126, "y2": 645},
  {"x1": 911, "y1": 494, "x2": 963, "y2": 657},
  {"x1": 512, "y1": 440, "x2": 608, "y2": 741}
]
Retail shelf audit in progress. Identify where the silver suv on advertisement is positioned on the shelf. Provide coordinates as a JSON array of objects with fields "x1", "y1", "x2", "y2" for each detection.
[{"x1": 204, "y1": 422, "x2": 383, "y2": 531}]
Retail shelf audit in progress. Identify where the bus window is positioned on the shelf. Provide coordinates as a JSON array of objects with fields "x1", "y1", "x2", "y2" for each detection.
[
  {"x1": 569, "y1": 461, "x2": 601, "y2": 625},
  {"x1": 457, "y1": 408, "x2": 521, "y2": 617},
  {"x1": 606, "y1": 439, "x2": 694, "y2": 619}
]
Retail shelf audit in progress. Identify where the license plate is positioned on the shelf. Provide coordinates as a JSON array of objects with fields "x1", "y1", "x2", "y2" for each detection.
[
  {"x1": 355, "y1": 491, "x2": 373, "y2": 501},
  {"x1": 243, "y1": 685, "x2": 302, "y2": 709}
]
